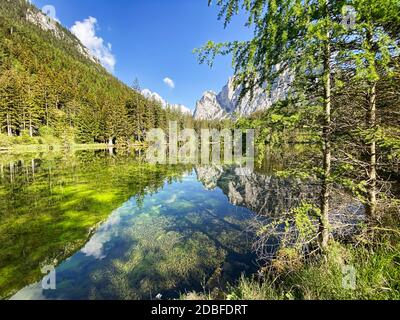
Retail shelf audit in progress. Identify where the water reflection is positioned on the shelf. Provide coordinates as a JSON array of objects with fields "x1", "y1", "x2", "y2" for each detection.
[
  {"x1": 0, "y1": 151, "x2": 193, "y2": 299},
  {"x1": 1, "y1": 150, "x2": 363, "y2": 300},
  {"x1": 196, "y1": 166, "x2": 318, "y2": 217},
  {"x1": 11, "y1": 170, "x2": 257, "y2": 300}
]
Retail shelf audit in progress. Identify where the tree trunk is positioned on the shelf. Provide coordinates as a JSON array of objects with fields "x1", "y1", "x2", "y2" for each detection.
[
  {"x1": 365, "y1": 28, "x2": 378, "y2": 219},
  {"x1": 29, "y1": 115, "x2": 33, "y2": 137},
  {"x1": 31, "y1": 159, "x2": 35, "y2": 178},
  {"x1": 366, "y1": 82, "x2": 377, "y2": 218},
  {"x1": 9, "y1": 162, "x2": 14, "y2": 184},
  {"x1": 6, "y1": 113, "x2": 12, "y2": 136},
  {"x1": 48, "y1": 166, "x2": 53, "y2": 193},
  {"x1": 45, "y1": 90, "x2": 49, "y2": 126},
  {"x1": 319, "y1": 27, "x2": 331, "y2": 250}
]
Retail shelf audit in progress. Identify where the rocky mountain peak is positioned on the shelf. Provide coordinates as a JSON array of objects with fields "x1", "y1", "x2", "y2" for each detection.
[
  {"x1": 193, "y1": 91, "x2": 228, "y2": 120},
  {"x1": 194, "y1": 71, "x2": 293, "y2": 121},
  {"x1": 25, "y1": 6, "x2": 99, "y2": 64}
]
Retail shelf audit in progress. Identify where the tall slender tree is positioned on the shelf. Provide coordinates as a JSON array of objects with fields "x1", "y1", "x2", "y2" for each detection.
[
  {"x1": 340, "y1": 0, "x2": 400, "y2": 218},
  {"x1": 0, "y1": 68, "x2": 20, "y2": 136},
  {"x1": 196, "y1": 0, "x2": 347, "y2": 248}
]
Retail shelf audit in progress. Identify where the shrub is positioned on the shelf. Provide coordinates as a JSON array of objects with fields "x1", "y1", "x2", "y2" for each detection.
[
  {"x1": 0, "y1": 134, "x2": 14, "y2": 147},
  {"x1": 38, "y1": 126, "x2": 54, "y2": 138},
  {"x1": 19, "y1": 130, "x2": 35, "y2": 144}
]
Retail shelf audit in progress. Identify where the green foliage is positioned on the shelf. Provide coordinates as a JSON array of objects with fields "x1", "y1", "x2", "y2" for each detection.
[
  {"x1": 0, "y1": 133, "x2": 13, "y2": 148},
  {"x1": 293, "y1": 203, "x2": 321, "y2": 245},
  {"x1": 0, "y1": 0, "x2": 192, "y2": 145},
  {"x1": 38, "y1": 126, "x2": 54, "y2": 138},
  {"x1": 376, "y1": 127, "x2": 400, "y2": 160},
  {"x1": 192, "y1": 238, "x2": 400, "y2": 300},
  {"x1": 0, "y1": 152, "x2": 192, "y2": 298}
]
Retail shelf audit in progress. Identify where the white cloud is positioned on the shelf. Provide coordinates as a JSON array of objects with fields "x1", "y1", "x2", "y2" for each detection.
[
  {"x1": 141, "y1": 89, "x2": 167, "y2": 107},
  {"x1": 163, "y1": 77, "x2": 175, "y2": 89},
  {"x1": 81, "y1": 212, "x2": 121, "y2": 259},
  {"x1": 141, "y1": 89, "x2": 192, "y2": 115},
  {"x1": 171, "y1": 104, "x2": 192, "y2": 115},
  {"x1": 165, "y1": 194, "x2": 178, "y2": 204},
  {"x1": 70, "y1": 17, "x2": 116, "y2": 72}
]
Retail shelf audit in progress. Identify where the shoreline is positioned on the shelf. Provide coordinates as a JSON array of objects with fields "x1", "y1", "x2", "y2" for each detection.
[
  {"x1": 0, "y1": 143, "x2": 108, "y2": 154},
  {"x1": 0, "y1": 143, "x2": 146, "y2": 155},
  {"x1": 0, "y1": 143, "x2": 109, "y2": 154}
]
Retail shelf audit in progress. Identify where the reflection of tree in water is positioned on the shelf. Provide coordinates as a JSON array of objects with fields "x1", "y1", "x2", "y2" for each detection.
[
  {"x1": 2, "y1": 150, "x2": 365, "y2": 299},
  {"x1": 0, "y1": 151, "x2": 192, "y2": 299},
  {"x1": 196, "y1": 165, "x2": 364, "y2": 264}
]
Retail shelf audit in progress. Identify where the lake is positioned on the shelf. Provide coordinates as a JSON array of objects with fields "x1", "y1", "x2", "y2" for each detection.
[{"x1": 0, "y1": 148, "x2": 361, "y2": 300}]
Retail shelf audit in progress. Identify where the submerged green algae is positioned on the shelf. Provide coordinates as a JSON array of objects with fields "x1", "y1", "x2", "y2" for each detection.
[{"x1": 0, "y1": 151, "x2": 191, "y2": 298}]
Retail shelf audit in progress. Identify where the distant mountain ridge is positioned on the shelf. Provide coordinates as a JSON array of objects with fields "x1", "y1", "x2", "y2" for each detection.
[{"x1": 194, "y1": 72, "x2": 293, "y2": 120}]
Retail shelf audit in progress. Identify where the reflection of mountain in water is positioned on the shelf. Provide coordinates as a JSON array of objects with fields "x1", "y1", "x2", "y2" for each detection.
[
  {"x1": 10, "y1": 170, "x2": 259, "y2": 300},
  {"x1": 196, "y1": 166, "x2": 317, "y2": 217},
  {"x1": 196, "y1": 166, "x2": 365, "y2": 237}
]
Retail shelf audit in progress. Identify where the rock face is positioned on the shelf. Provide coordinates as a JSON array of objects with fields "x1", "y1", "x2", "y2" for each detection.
[
  {"x1": 193, "y1": 91, "x2": 229, "y2": 120},
  {"x1": 194, "y1": 72, "x2": 293, "y2": 121},
  {"x1": 25, "y1": 8, "x2": 99, "y2": 64},
  {"x1": 26, "y1": 9, "x2": 59, "y2": 34}
]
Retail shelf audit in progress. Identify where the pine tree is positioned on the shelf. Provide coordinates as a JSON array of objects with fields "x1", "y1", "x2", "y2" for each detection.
[
  {"x1": 0, "y1": 68, "x2": 20, "y2": 136},
  {"x1": 131, "y1": 77, "x2": 141, "y2": 92},
  {"x1": 196, "y1": 0, "x2": 347, "y2": 248},
  {"x1": 21, "y1": 72, "x2": 43, "y2": 137},
  {"x1": 340, "y1": 0, "x2": 400, "y2": 218}
]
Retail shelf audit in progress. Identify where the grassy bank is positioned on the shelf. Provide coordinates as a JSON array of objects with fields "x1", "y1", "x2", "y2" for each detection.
[
  {"x1": 0, "y1": 132, "x2": 106, "y2": 153},
  {"x1": 231, "y1": 243, "x2": 399, "y2": 300},
  {"x1": 0, "y1": 132, "x2": 147, "y2": 154},
  {"x1": 182, "y1": 210, "x2": 400, "y2": 301},
  {"x1": 1, "y1": 143, "x2": 108, "y2": 154},
  {"x1": 183, "y1": 242, "x2": 399, "y2": 300}
]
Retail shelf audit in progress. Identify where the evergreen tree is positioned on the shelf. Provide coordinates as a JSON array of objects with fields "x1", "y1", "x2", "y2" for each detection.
[
  {"x1": 0, "y1": 0, "x2": 192, "y2": 145},
  {"x1": 337, "y1": 0, "x2": 400, "y2": 218},
  {"x1": 196, "y1": 0, "x2": 347, "y2": 248}
]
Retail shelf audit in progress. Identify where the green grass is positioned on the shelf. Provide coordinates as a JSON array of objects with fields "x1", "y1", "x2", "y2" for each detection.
[
  {"x1": 0, "y1": 132, "x2": 110, "y2": 154},
  {"x1": 182, "y1": 240, "x2": 400, "y2": 300},
  {"x1": 180, "y1": 217, "x2": 400, "y2": 301}
]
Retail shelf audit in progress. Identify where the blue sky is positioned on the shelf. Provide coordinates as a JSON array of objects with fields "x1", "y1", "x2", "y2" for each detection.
[{"x1": 31, "y1": 0, "x2": 252, "y2": 111}]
